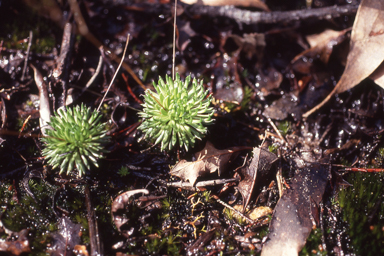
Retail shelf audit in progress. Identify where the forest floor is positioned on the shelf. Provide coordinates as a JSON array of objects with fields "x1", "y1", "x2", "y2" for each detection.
[{"x1": 0, "y1": 0, "x2": 383, "y2": 255}]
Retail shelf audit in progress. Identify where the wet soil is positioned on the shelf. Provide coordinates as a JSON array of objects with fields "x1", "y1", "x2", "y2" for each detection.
[{"x1": 0, "y1": 0, "x2": 383, "y2": 255}]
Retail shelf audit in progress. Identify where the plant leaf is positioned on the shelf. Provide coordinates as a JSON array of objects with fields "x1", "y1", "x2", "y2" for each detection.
[
  {"x1": 261, "y1": 163, "x2": 328, "y2": 256},
  {"x1": 303, "y1": 0, "x2": 384, "y2": 118},
  {"x1": 237, "y1": 147, "x2": 278, "y2": 211},
  {"x1": 170, "y1": 141, "x2": 249, "y2": 186}
]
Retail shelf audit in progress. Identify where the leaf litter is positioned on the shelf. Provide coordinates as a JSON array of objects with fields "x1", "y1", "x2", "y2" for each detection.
[
  {"x1": 1, "y1": 0, "x2": 384, "y2": 255},
  {"x1": 170, "y1": 141, "x2": 250, "y2": 185}
]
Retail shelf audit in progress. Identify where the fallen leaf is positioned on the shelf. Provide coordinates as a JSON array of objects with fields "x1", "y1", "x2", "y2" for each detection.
[
  {"x1": 369, "y1": 60, "x2": 384, "y2": 87},
  {"x1": 211, "y1": 53, "x2": 244, "y2": 104},
  {"x1": 50, "y1": 217, "x2": 82, "y2": 256},
  {"x1": 232, "y1": 204, "x2": 273, "y2": 222},
  {"x1": 177, "y1": 20, "x2": 197, "y2": 51},
  {"x1": 248, "y1": 206, "x2": 273, "y2": 221},
  {"x1": 0, "y1": 229, "x2": 30, "y2": 256},
  {"x1": 230, "y1": 33, "x2": 266, "y2": 60},
  {"x1": 111, "y1": 189, "x2": 149, "y2": 238},
  {"x1": 263, "y1": 94, "x2": 297, "y2": 120},
  {"x1": 303, "y1": 0, "x2": 384, "y2": 118},
  {"x1": 237, "y1": 147, "x2": 277, "y2": 210},
  {"x1": 214, "y1": 81, "x2": 244, "y2": 104},
  {"x1": 304, "y1": 28, "x2": 350, "y2": 64},
  {"x1": 170, "y1": 141, "x2": 249, "y2": 186},
  {"x1": 255, "y1": 66, "x2": 282, "y2": 96},
  {"x1": 291, "y1": 28, "x2": 350, "y2": 75},
  {"x1": 261, "y1": 163, "x2": 328, "y2": 256},
  {"x1": 334, "y1": 0, "x2": 384, "y2": 93}
]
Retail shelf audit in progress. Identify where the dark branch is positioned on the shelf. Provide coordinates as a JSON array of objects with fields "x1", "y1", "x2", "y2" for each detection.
[
  {"x1": 131, "y1": 2, "x2": 359, "y2": 25},
  {"x1": 186, "y1": 4, "x2": 359, "y2": 25}
]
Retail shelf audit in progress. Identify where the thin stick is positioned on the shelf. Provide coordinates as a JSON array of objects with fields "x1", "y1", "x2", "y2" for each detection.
[
  {"x1": 212, "y1": 195, "x2": 254, "y2": 224},
  {"x1": 172, "y1": 0, "x2": 177, "y2": 80},
  {"x1": 97, "y1": 34, "x2": 130, "y2": 112},
  {"x1": 21, "y1": 31, "x2": 33, "y2": 82},
  {"x1": 267, "y1": 117, "x2": 287, "y2": 144},
  {"x1": 82, "y1": 53, "x2": 103, "y2": 93}
]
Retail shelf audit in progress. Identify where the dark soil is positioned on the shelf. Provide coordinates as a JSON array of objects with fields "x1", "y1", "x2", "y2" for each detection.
[{"x1": 0, "y1": 0, "x2": 383, "y2": 255}]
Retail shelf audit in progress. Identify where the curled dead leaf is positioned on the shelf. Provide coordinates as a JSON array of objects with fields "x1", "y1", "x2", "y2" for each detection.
[
  {"x1": 237, "y1": 147, "x2": 278, "y2": 210},
  {"x1": 111, "y1": 189, "x2": 149, "y2": 238},
  {"x1": 170, "y1": 141, "x2": 250, "y2": 186}
]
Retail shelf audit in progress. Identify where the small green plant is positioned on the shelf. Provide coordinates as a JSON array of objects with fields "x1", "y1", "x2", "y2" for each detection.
[
  {"x1": 41, "y1": 104, "x2": 110, "y2": 176},
  {"x1": 118, "y1": 166, "x2": 130, "y2": 177},
  {"x1": 138, "y1": 73, "x2": 214, "y2": 151}
]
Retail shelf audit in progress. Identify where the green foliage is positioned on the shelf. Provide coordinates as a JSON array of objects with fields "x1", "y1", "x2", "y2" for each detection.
[
  {"x1": 144, "y1": 231, "x2": 181, "y2": 255},
  {"x1": 0, "y1": 179, "x2": 57, "y2": 254},
  {"x1": 300, "y1": 228, "x2": 327, "y2": 256},
  {"x1": 0, "y1": 4, "x2": 57, "y2": 54},
  {"x1": 138, "y1": 73, "x2": 214, "y2": 151},
  {"x1": 268, "y1": 144, "x2": 279, "y2": 154},
  {"x1": 118, "y1": 166, "x2": 130, "y2": 177},
  {"x1": 338, "y1": 172, "x2": 384, "y2": 255},
  {"x1": 277, "y1": 120, "x2": 291, "y2": 136},
  {"x1": 240, "y1": 86, "x2": 253, "y2": 110},
  {"x1": 41, "y1": 104, "x2": 110, "y2": 176}
]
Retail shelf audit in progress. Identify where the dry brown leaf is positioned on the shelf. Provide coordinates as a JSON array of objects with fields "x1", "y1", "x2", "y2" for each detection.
[
  {"x1": 261, "y1": 163, "x2": 328, "y2": 256},
  {"x1": 237, "y1": 147, "x2": 277, "y2": 210},
  {"x1": 232, "y1": 204, "x2": 272, "y2": 222},
  {"x1": 303, "y1": 0, "x2": 384, "y2": 119},
  {"x1": 302, "y1": 28, "x2": 350, "y2": 65},
  {"x1": 230, "y1": 33, "x2": 266, "y2": 60},
  {"x1": 181, "y1": 0, "x2": 270, "y2": 11},
  {"x1": 177, "y1": 20, "x2": 197, "y2": 51},
  {"x1": 369, "y1": 60, "x2": 384, "y2": 87},
  {"x1": 170, "y1": 141, "x2": 249, "y2": 186}
]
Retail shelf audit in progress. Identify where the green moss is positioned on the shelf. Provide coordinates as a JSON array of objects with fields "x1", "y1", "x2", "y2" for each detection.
[
  {"x1": 0, "y1": 3, "x2": 58, "y2": 54},
  {"x1": 338, "y1": 172, "x2": 384, "y2": 255},
  {"x1": 143, "y1": 231, "x2": 181, "y2": 255},
  {"x1": 0, "y1": 179, "x2": 57, "y2": 255},
  {"x1": 268, "y1": 144, "x2": 279, "y2": 154},
  {"x1": 277, "y1": 120, "x2": 291, "y2": 137},
  {"x1": 300, "y1": 228, "x2": 327, "y2": 256}
]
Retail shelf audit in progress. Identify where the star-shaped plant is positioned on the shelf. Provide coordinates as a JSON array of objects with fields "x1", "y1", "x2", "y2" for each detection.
[
  {"x1": 41, "y1": 104, "x2": 110, "y2": 176},
  {"x1": 138, "y1": 73, "x2": 214, "y2": 151}
]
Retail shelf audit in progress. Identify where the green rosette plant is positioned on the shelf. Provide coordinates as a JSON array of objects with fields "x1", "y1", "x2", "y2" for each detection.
[
  {"x1": 138, "y1": 73, "x2": 214, "y2": 151},
  {"x1": 41, "y1": 104, "x2": 110, "y2": 176}
]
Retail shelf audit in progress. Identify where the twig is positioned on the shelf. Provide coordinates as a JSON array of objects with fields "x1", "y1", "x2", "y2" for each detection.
[
  {"x1": 54, "y1": 22, "x2": 75, "y2": 108},
  {"x1": 345, "y1": 168, "x2": 384, "y2": 173},
  {"x1": 211, "y1": 194, "x2": 254, "y2": 224},
  {"x1": 132, "y1": 2, "x2": 358, "y2": 25},
  {"x1": 276, "y1": 149, "x2": 284, "y2": 198},
  {"x1": 172, "y1": 0, "x2": 177, "y2": 80},
  {"x1": 186, "y1": 3, "x2": 358, "y2": 25},
  {"x1": 21, "y1": 31, "x2": 32, "y2": 82},
  {"x1": 167, "y1": 177, "x2": 239, "y2": 188},
  {"x1": 82, "y1": 52, "x2": 103, "y2": 93},
  {"x1": 121, "y1": 73, "x2": 143, "y2": 104},
  {"x1": 267, "y1": 117, "x2": 287, "y2": 145},
  {"x1": 85, "y1": 185, "x2": 103, "y2": 256},
  {"x1": 97, "y1": 34, "x2": 130, "y2": 112}
]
